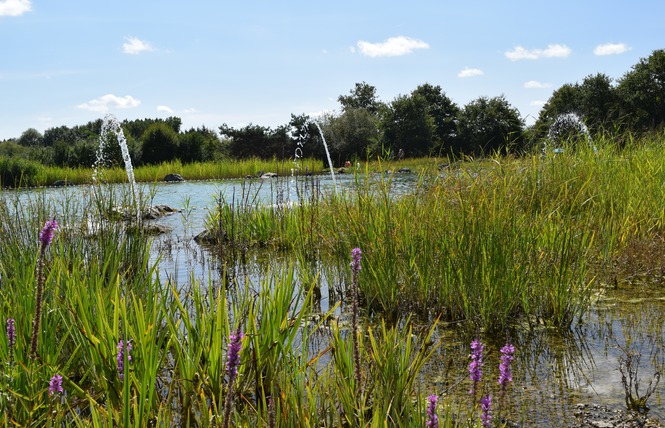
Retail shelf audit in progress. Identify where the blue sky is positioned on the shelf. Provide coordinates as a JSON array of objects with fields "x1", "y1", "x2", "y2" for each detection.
[{"x1": 1, "y1": 0, "x2": 662, "y2": 140}]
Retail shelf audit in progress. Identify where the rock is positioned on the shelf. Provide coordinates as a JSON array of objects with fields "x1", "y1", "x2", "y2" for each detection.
[
  {"x1": 142, "y1": 223, "x2": 172, "y2": 235},
  {"x1": 194, "y1": 229, "x2": 225, "y2": 245},
  {"x1": 397, "y1": 168, "x2": 412, "y2": 173},
  {"x1": 164, "y1": 173, "x2": 185, "y2": 182},
  {"x1": 143, "y1": 204, "x2": 179, "y2": 220},
  {"x1": 260, "y1": 172, "x2": 278, "y2": 179},
  {"x1": 52, "y1": 179, "x2": 73, "y2": 187}
]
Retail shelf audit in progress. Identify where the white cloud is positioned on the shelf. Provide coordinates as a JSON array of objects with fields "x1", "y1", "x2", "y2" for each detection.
[
  {"x1": 594, "y1": 43, "x2": 630, "y2": 56},
  {"x1": 524, "y1": 80, "x2": 552, "y2": 89},
  {"x1": 183, "y1": 107, "x2": 197, "y2": 113},
  {"x1": 0, "y1": 0, "x2": 31, "y2": 16},
  {"x1": 530, "y1": 100, "x2": 546, "y2": 107},
  {"x1": 77, "y1": 94, "x2": 141, "y2": 112},
  {"x1": 157, "y1": 105, "x2": 174, "y2": 114},
  {"x1": 505, "y1": 44, "x2": 571, "y2": 61},
  {"x1": 356, "y1": 36, "x2": 429, "y2": 58},
  {"x1": 458, "y1": 67, "x2": 483, "y2": 78},
  {"x1": 122, "y1": 37, "x2": 154, "y2": 55}
]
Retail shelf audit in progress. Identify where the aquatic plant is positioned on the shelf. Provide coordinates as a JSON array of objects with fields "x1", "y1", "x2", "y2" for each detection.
[
  {"x1": 48, "y1": 374, "x2": 63, "y2": 396},
  {"x1": 223, "y1": 327, "x2": 244, "y2": 428},
  {"x1": 30, "y1": 218, "x2": 57, "y2": 359},
  {"x1": 469, "y1": 339, "x2": 484, "y2": 397},
  {"x1": 426, "y1": 394, "x2": 439, "y2": 428},
  {"x1": 480, "y1": 395, "x2": 492, "y2": 427},
  {"x1": 498, "y1": 342, "x2": 515, "y2": 391},
  {"x1": 116, "y1": 339, "x2": 132, "y2": 381}
]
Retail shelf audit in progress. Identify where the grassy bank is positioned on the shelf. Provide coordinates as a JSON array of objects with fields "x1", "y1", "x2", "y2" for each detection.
[{"x1": 0, "y1": 157, "x2": 326, "y2": 188}]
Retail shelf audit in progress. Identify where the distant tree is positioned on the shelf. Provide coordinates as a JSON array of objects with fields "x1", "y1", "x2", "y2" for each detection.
[
  {"x1": 616, "y1": 49, "x2": 665, "y2": 132},
  {"x1": 122, "y1": 117, "x2": 182, "y2": 141},
  {"x1": 219, "y1": 123, "x2": 290, "y2": 160},
  {"x1": 42, "y1": 125, "x2": 76, "y2": 147},
  {"x1": 324, "y1": 108, "x2": 380, "y2": 164},
  {"x1": 338, "y1": 82, "x2": 383, "y2": 116},
  {"x1": 577, "y1": 73, "x2": 620, "y2": 134},
  {"x1": 140, "y1": 123, "x2": 179, "y2": 165},
  {"x1": 0, "y1": 141, "x2": 27, "y2": 158},
  {"x1": 381, "y1": 93, "x2": 436, "y2": 158},
  {"x1": 411, "y1": 83, "x2": 460, "y2": 155},
  {"x1": 289, "y1": 114, "x2": 324, "y2": 161},
  {"x1": 533, "y1": 83, "x2": 582, "y2": 139},
  {"x1": 179, "y1": 126, "x2": 220, "y2": 163},
  {"x1": 17, "y1": 128, "x2": 44, "y2": 147},
  {"x1": 457, "y1": 95, "x2": 524, "y2": 155}
]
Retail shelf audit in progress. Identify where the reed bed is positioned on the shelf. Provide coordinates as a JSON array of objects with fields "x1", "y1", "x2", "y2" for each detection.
[
  {"x1": 0, "y1": 157, "x2": 325, "y2": 188},
  {"x1": 1, "y1": 134, "x2": 665, "y2": 426}
]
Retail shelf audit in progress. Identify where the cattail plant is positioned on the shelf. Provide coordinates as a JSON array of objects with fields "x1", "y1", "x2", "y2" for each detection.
[
  {"x1": 30, "y1": 219, "x2": 57, "y2": 359},
  {"x1": 222, "y1": 327, "x2": 244, "y2": 428}
]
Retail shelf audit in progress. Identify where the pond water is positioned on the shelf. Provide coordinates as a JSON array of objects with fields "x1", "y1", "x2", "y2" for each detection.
[{"x1": 3, "y1": 173, "x2": 664, "y2": 425}]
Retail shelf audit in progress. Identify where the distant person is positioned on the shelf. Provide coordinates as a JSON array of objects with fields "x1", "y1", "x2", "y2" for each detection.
[
  {"x1": 344, "y1": 160, "x2": 352, "y2": 168},
  {"x1": 398, "y1": 148, "x2": 405, "y2": 160}
]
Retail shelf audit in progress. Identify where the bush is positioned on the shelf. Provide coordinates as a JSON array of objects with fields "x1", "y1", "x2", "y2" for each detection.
[{"x1": 0, "y1": 156, "x2": 43, "y2": 188}]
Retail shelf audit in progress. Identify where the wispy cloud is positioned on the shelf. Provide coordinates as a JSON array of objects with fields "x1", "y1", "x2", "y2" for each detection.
[
  {"x1": 157, "y1": 105, "x2": 174, "y2": 114},
  {"x1": 356, "y1": 36, "x2": 429, "y2": 58},
  {"x1": 505, "y1": 44, "x2": 571, "y2": 61},
  {"x1": 458, "y1": 67, "x2": 483, "y2": 78},
  {"x1": 122, "y1": 37, "x2": 154, "y2": 55},
  {"x1": 0, "y1": 0, "x2": 31, "y2": 17},
  {"x1": 530, "y1": 100, "x2": 546, "y2": 107},
  {"x1": 524, "y1": 80, "x2": 552, "y2": 89},
  {"x1": 594, "y1": 43, "x2": 630, "y2": 56},
  {"x1": 77, "y1": 94, "x2": 141, "y2": 112}
]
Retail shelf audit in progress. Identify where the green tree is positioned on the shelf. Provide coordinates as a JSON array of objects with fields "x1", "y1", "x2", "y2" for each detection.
[
  {"x1": 616, "y1": 49, "x2": 665, "y2": 132},
  {"x1": 381, "y1": 93, "x2": 436, "y2": 158},
  {"x1": 411, "y1": 83, "x2": 460, "y2": 155},
  {"x1": 179, "y1": 127, "x2": 220, "y2": 163},
  {"x1": 140, "y1": 123, "x2": 180, "y2": 165},
  {"x1": 457, "y1": 95, "x2": 524, "y2": 155},
  {"x1": 220, "y1": 123, "x2": 290, "y2": 160},
  {"x1": 338, "y1": 82, "x2": 383, "y2": 116},
  {"x1": 324, "y1": 108, "x2": 380, "y2": 164},
  {"x1": 17, "y1": 128, "x2": 44, "y2": 147}
]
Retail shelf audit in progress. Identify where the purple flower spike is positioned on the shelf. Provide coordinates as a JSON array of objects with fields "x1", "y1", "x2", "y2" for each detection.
[
  {"x1": 350, "y1": 247, "x2": 362, "y2": 274},
  {"x1": 6, "y1": 318, "x2": 15, "y2": 348},
  {"x1": 426, "y1": 394, "x2": 439, "y2": 428},
  {"x1": 498, "y1": 342, "x2": 515, "y2": 389},
  {"x1": 117, "y1": 339, "x2": 132, "y2": 380},
  {"x1": 469, "y1": 339, "x2": 484, "y2": 395},
  {"x1": 39, "y1": 219, "x2": 58, "y2": 248},
  {"x1": 226, "y1": 328, "x2": 244, "y2": 383},
  {"x1": 480, "y1": 395, "x2": 492, "y2": 427},
  {"x1": 49, "y1": 374, "x2": 64, "y2": 396}
]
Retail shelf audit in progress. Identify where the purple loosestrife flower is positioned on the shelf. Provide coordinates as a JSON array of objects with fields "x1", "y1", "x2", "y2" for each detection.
[
  {"x1": 426, "y1": 394, "x2": 439, "y2": 428},
  {"x1": 480, "y1": 395, "x2": 492, "y2": 427},
  {"x1": 6, "y1": 318, "x2": 15, "y2": 364},
  {"x1": 498, "y1": 342, "x2": 515, "y2": 390},
  {"x1": 226, "y1": 328, "x2": 244, "y2": 383},
  {"x1": 469, "y1": 339, "x2": 484, "y2": 395},
  {"x1": 6, "y1": 318, "x2": 15, "y2": 348},
  {"x1": 39, "y1": 219, "x2": 58, "y2": 248},
  {"x1": 49, "y1": 374, "x2": 64, "y2": 396},
  {"x1": 350, "y1": 247, "x2": 362, "y2": 275},
  {"x1": 116, "y1": 340, "x2": 132, "y2": 381}
]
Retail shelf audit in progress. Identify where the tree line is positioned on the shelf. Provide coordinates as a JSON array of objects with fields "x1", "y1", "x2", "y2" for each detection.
[{"x1": 2, "y1": 49, "x2": 664, "y2": 169}]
